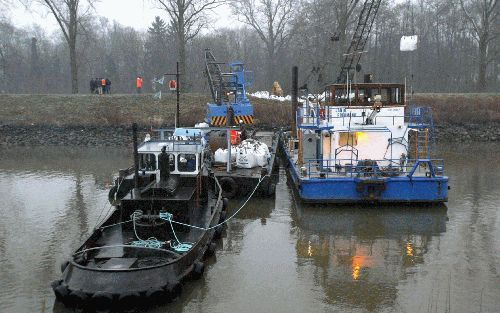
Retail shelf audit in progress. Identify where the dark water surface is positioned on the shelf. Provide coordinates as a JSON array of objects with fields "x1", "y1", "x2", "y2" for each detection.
[{"x1": 0, "y1": 144, "x2": 498, "y2": 313}]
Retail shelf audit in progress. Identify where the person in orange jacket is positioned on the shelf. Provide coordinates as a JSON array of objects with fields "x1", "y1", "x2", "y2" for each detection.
[
  {"x1": 101, "y1": 78, "x2": 106, "y2": 94},
  {"x1": 136, "y1": 76, "x2": 143, "y2": 94}
]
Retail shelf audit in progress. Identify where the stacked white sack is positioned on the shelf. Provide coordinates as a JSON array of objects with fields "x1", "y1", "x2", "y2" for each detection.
[{"x1": 214, "y1": 146, "x2": 238, "y2": 163}]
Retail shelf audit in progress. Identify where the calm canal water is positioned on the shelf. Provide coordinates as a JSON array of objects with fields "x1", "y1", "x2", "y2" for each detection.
[{"x1": 0, "y1": 144, "x2": 498, "y2": 313}]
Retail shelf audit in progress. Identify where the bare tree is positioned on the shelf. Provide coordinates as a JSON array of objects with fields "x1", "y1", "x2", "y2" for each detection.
[
  {"x1": 231, "y1": 0, "x2": 296, "y2": 88},
  {"x1": 154, "y1": 0, "x2": 225, "y2": 90},
  {"x1": 34, "y1": 0, "x2": 95, "y2": 93},
  {"x1": 459, "y1": 0, "x2": 498, "y2": 91}
]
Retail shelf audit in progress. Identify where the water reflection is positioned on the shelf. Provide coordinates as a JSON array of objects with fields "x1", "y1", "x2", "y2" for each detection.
[
  {"x1": 292, "y1": 198, "x2": 448, "y2": 311},
  {"x1": 0, "y1": 144, "x2": 498, "y2": 313},
  {"x1": 0, "y1": 147, "x2": 130, "y2": 313}
]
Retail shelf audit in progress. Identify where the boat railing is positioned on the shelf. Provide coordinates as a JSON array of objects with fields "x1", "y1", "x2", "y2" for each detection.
[
  {"x1": 148, "y1": 128, "x2": 203, "y2": 145},
  {"x1": 300, "y1": 158, "x2": 445, "y2": 179},
  {"x1": 297, "y1": 106, "x2": 404, "y2": 128}
]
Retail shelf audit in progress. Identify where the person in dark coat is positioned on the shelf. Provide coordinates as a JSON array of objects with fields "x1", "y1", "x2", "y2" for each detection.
[
  {"x1": 158, "y1": 146, "x2": 170, "y2": 182},
  {"x1": 90, "y1": 79, "x2": 95, "y2": 93},
  {"x1": 105, "y1": 78, "x2": 111, "y2": 94}
]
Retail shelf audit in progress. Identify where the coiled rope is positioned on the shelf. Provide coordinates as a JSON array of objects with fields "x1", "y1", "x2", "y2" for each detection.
[
  {"x1": 99, "y1": 173, "x2": 269, "y2": 251},
  {"x1": 130, "y1": 210, "x2": 165, "y2": 249}
]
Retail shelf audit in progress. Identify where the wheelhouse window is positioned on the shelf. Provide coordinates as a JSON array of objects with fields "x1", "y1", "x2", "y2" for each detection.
[
  {"x1": 177, "y1": 154, "x2": 197, "y2": 172},
  {"x1": 339, "y1": 132, "x2": 358, "y2": 146},
  {"x1": 169, "y1": 154, "x2": 175, "y2": 171},
  {"x1": 139, "y1": 153, "x2": 156, "y2": 171}
]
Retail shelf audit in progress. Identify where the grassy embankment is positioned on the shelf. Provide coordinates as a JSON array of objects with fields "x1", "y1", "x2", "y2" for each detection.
[{"x1": 0, "y1": 93, "x2": 498, "y2": 128}]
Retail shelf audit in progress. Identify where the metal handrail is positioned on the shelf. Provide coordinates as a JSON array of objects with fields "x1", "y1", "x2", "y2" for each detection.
[{"x1": 299, "y1": 158, "x2": 445, "y2": 179}]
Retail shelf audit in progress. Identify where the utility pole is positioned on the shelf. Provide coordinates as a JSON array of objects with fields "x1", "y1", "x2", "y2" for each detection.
[
  {"x1": 164, "y1": 61, "x2": 181, "y2": 128},
  {"x1": 176, "y1": 61, "x2": 180, "y2": 127}
]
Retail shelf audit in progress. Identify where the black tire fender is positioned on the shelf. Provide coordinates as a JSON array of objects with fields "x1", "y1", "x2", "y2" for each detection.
[
  {"x1": 219, "y1": 210, "x2": 227, "y2": 224},
  {"x1": 66, "y1": 290, "x2": 88, "y2": 307},
  {"x1": 146, "y1": 287, "x2": 167, "y2": 305},
  {"x1": 91, "y1": 291, "x2": 113, "y2": 311},
  {"x1": 222, "y1": 197, "x2": 229, "y2": 210},
  {"x1": 219, "y1": 177, "x2": 238, "y2": 199},
  {"x1": 53, "y1": 284, "x2": 69, "y2": 302},
  {"x1": 205, "y1": 242, "x2": 217, "y2": 257},
  {"x1": 60, "y1": 260, "x2": 69, "y2": 273},
  {"x1": 167, "y1": 281, "x2": 182, "y2": 300},
  {"x1": 118, "y1": 291, "x2": 141, "y2": 309},
  {"x1": 191, "y1": 261, "x2": 205, "y2": 279},
  {"x1": 214, "y1": 225, "x2": 223, "y2": 239}
]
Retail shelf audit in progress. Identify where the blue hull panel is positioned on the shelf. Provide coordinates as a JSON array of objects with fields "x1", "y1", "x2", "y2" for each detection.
[
  {"x1": 282, "y1": 143, "x2": 448, "y2": 203},
  {"x1": 295, "y1": 177, "x2": 448, "y2": 203}
]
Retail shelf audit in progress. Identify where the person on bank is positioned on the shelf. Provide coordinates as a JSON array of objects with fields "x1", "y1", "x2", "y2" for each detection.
[{"x1": 136, "y1": 76, "x2": 143, "y2": 94}]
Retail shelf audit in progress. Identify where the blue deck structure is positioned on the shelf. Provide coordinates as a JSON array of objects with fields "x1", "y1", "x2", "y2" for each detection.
[
  {"x1": 204, "y1": 49, "x2": 254, "y2": 126},
  {"x1": 281, "y1": 82, "x2": 448, "y2": 203}
]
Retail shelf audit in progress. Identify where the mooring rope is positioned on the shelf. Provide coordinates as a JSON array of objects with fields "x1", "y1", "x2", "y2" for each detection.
[{"x1": 100, "y1": 173, "x2": 269, "y2": 251}]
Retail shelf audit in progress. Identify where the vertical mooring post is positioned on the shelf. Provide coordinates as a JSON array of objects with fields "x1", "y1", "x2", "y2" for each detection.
[
  {"x1": 132, "y1": 123, "x2": 140, "y2": 190},
  {"x1": 291, "y1": 66, "x2": 298, "y2": 138},
  {"x1": 176, "y1": 61, "x2": 180, "y2": 128},
  {"x1": 226, "y1": 106, "x2": 234, "y2": 173}
]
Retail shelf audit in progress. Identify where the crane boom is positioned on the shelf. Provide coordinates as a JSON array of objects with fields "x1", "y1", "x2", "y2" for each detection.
[{"x1": 336, "y1": 0, "x2": 382, "y2": 83}]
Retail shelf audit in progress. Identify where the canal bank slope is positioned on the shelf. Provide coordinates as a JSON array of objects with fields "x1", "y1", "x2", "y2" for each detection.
[{"x1": 0, "y1": 93, "x2": 498, "y2": 146}]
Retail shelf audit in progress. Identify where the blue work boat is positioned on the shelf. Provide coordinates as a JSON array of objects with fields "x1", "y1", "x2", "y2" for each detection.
[{"x1": 281, "y1": 82, "x2": 449, "y2": 203}]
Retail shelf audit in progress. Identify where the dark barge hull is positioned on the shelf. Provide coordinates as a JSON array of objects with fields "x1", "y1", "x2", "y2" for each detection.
[{"x1": 52, "y1": 189, "x2": 224, "y2": 311}]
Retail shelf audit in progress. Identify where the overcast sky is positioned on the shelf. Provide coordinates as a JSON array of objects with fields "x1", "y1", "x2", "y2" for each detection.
[{"x1": 8, "y1": 0, "x2": 239, "y2": 33}]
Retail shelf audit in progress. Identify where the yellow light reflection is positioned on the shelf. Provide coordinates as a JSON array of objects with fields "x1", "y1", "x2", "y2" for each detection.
[
  {"x1": 307, "y1": 241, "x2": 313, "y2": 257},
  {"x1": 356, "y1": 131, "x2": 368, "y2": 144},
  {"x1": 352, "y1": 263, "x2": 361, "y2": 280},
  {"x1": 351, "y1": 256, "x2": 367, "y2": 280},
  {"x1": 406, "y1": 242, "x2": 414, "y2": 257}
]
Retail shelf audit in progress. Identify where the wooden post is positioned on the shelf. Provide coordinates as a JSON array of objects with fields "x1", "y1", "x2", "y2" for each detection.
[{"x1": 291, "y1": 66, "x2": 298, "y2": 138}]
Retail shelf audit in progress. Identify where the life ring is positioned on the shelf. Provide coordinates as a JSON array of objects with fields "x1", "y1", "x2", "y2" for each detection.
[
  {"x1": 319, "y1": 108, "x2": 325, "y2": 119},
  {"x1": 219, "y1": 177, "x2": 238, "y2": 198}
]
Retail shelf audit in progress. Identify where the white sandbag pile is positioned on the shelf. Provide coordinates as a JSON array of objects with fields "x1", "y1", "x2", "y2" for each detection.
[
  {"x1": 214, "y1": 146, "x2": 238, "y2": 163},
  {"x1": 236, "y1": 139, "x2": 271, "y2": 169},
  {"x1": 213, "y1": 139, "x2": 271, "y2": 169}
]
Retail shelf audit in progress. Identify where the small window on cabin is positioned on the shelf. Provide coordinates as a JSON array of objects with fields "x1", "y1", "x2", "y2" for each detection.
[
  {"x1": 139, "y1": 153, "x2": 156, "y2": 171},
  {"x1": 335, "y1": 89, "x2": 348, "y2": 104},
  {"x1": 178, "y1": 154, "x2": 197, "y2": 172},
  {"x1": 169, "y1": 154, "x2": 175, "y2": 171},
  {"x1": 391, "y1": 88, "x2": 400, "y2": 104},
  {"x1": 358, "y1": 89, "x2": 369, "y2": 103},
  {"x1": 380, "y1": 88, "x2": 389, "y2": 102},
  {"x1": 339, "y1": 132, "x2": 358, "y2": 146}
]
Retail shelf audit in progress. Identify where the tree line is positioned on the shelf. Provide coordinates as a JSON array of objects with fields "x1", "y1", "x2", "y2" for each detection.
[{"x1": 0, "y1": 0, "x2": 497, "y2": 95}]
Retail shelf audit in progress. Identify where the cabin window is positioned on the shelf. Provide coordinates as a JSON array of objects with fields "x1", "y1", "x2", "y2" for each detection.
[
  {"x1": 379, "y1": 88, "x2": 389, "y2": 102},
  {"x1": 335, "y1": 89, "x2": 349, "y2": 104},
  {"x1": 339, "y1": 132, "x2": 358, "y2": 146},
  {"x1": 139, "y1": 153, "x2": 156, "y2": 171},
  {"x1": 178, "y1": 154, "x2": 197, "y2": 172},
  {"x1": 391, "y1": 88, "x2": 401, "y2": 104},
  {"x1": 169, "y1": 154, "x2": 176, "y2": 171}
]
